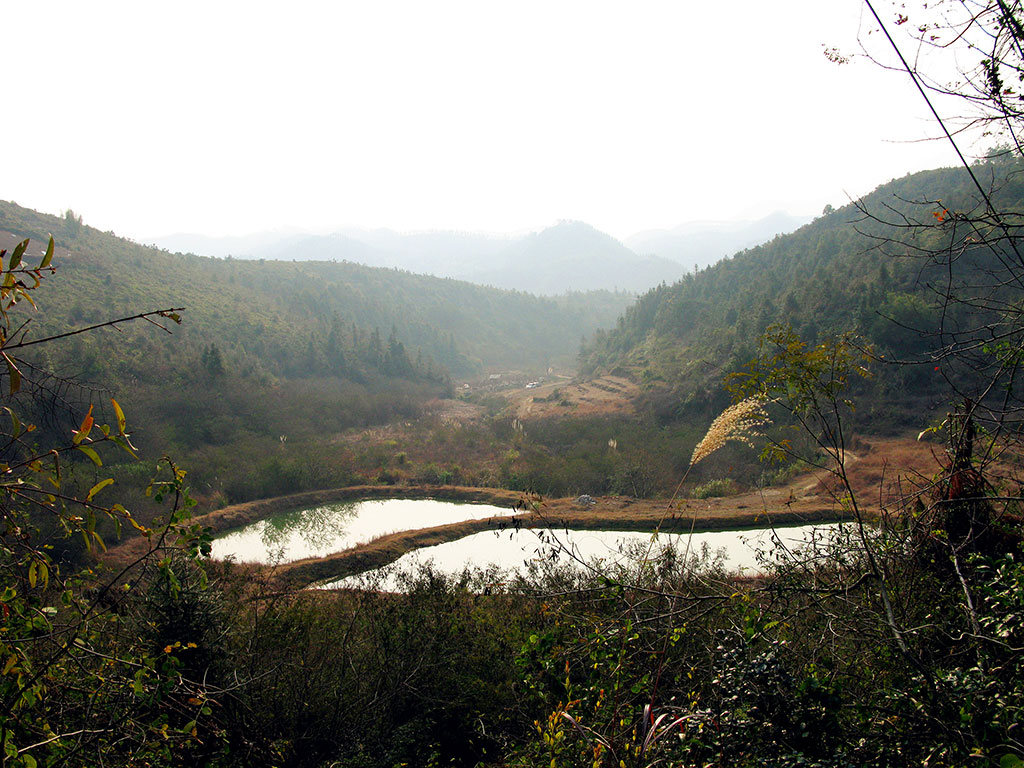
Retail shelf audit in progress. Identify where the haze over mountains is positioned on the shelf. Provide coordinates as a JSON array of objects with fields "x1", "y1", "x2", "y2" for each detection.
[
  {"x1": 149, "y1": 213, "x2": 808, "y2": 296},
  {"x1": 624, "y1": 211, "x2": 812, "y2": 270}
]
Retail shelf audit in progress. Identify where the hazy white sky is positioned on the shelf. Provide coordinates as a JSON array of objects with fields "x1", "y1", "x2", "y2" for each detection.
[{"x1": 4, "y1": 1, "x2": 969, "y2": 241}]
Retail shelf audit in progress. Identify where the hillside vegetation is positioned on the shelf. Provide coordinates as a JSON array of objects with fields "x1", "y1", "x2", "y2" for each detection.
[
  {"x1": 3, "y1": 152, "x2": 1024, "y2": 766},
  {"x1": 5, "y1": 1, "x2": 1024, "y2": 762},
  {"x1": 583, "y1": 157, "x2": 1024, "y2": 429},
  {"x1": 0, "y1": 202, "x2": 633, "y2": 514}
]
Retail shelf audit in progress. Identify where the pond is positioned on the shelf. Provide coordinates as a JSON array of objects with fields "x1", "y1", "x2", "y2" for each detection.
[
  {"x1": 322, "y1": 522, "x2": 849, "y2": 590},
  {"x1": 209, "y1": 498, "x2": 516, "y2": 564}
]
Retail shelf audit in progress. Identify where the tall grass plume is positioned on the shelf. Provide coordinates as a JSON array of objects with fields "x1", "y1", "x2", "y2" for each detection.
[
  {"x1": 663, "y1": 396, "x2": 771, "y2": 512},
  {"x1": 689, "y1": 397, "x2": 771, "y2": 467}
]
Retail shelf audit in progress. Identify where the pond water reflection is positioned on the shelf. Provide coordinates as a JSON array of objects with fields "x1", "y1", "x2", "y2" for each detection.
[
  {"x1": 210, "y1": 498, "x2": 516, "y2": 564},
  {"x1": 325, "y1": 523, "x2": 847, "y2": 590}
]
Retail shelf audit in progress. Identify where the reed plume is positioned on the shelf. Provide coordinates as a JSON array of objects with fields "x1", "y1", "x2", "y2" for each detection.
[{"x1": 689, "y1": 396, "x2": 770, "y2": 467}]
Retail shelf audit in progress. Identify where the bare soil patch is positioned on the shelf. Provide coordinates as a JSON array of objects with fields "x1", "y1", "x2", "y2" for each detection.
[{"x1": 509, "y1": 375, "x2": 638, "y2": 419}]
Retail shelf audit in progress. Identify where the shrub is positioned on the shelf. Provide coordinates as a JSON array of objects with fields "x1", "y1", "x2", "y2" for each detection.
[{"x1": 692, "y1": 478, "x2": 738, "y2": 498}]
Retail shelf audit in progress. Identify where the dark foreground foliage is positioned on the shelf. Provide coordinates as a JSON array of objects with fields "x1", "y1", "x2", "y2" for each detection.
[{"x1": 111, "y1": 502, "x2": 1020, "y2": 768}]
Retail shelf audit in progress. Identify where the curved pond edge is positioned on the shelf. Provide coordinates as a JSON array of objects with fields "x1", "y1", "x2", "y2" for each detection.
[
  {"x1": 104, "y1": 483, "x2": 852, "y2": 588},
  {"x1": 104, "y1": 485, "x2": 529, "y2": 569},
  {"x1": 196, "y1": 484, "x2": 529, "y2": 537},
  {"x1": 268, "y1": 506, "x2": 850, "y2": 591}
]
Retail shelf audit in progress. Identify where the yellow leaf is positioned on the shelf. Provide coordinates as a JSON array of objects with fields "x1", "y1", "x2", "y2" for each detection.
[
  {"x1": 111, "y1": 398, "x2": 126, "y2": 435},
  {"x1": 76, "y1": 444, "x2": 102, "y2": 467},
  {"x1": 86, "y1": 478, "x2": 114, "y2": 502}
]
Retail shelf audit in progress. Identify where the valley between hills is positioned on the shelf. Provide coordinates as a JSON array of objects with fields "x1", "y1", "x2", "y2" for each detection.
[
  {"x1": 4, "y1": 154, "x2": 1024, "y2": 768},
  {"x1": 8, "y1": 2, "x2": 1024, "y2": 765}
]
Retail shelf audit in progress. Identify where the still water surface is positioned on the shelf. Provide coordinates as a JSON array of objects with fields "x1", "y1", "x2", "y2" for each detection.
[
  {"x1": 323, "y1": 523, "x2": 846, "y2": 589},
  {"x1": 210, "y1": 498, "x2": 516, "y2": 564}
]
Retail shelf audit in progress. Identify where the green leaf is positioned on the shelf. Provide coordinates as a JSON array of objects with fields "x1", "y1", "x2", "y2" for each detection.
[
  {"x1": 89, "y1": 529, "x2": 106, "y2": 552},
  {"x1": 3, "y1": 407, "x2": 22, "y2": 438},
  {"x1": 76, "y1": 445, "x2": 102, "y2": 467},
  {"x1": 39, "y1": 236, "x2": 55, "y2": 269},
  {"x1": 9, "y1": 239, "x2": 27, "y2": 271},
  {"x1": 111, "y1": 435, "x2": 139, "y2": 460},
  {"x1": 2, "y1": 354, "x2": 21, "y2": 396},
  {"x1": 86, "y1": 478, "x2": 114, "y2": 502}
]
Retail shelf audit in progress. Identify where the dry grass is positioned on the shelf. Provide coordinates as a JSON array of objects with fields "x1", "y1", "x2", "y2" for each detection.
[
  {"x1": 690, "y1": 397, "x2": 771, "y2": 466},
  {"x1": 812, "y1": 438, "x2": 942, "y2": 505}
]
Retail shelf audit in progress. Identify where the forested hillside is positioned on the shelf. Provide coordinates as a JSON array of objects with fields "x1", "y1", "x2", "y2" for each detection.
[
  {"x1": 0, "y1": 202, "x2": 632, "y2": 509},
  {"x1": 6, "y1": 1, "x2": 1024, "y2": 765},
  {"x1": 0, "y1": 202, "x2": 630, "y2": 377},
  {"x1": 582, "y1": 156, "x2": 1024, "y2": 428}
]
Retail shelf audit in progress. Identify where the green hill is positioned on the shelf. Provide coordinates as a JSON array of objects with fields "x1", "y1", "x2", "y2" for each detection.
[
  {"x1": 0, "y1": 201, "x2": 633, "y2": 507},
  {"x1": 581, "y1": 157, "x2": 1024, "y2": 429}
]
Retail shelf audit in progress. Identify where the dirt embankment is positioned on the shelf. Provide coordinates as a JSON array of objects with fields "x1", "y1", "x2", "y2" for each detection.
[
  {"x1": 103, "y1": 485, "x2": 529, "y2": 570},
  {"x1": 104, "y1": 437, "x2": 943, "y2": 589},
  {"x1": 104, "y1": 483, "x2": 854, "y2": 590},
  {"x1": 268, "y1": 492, "x2": 847, "y2": 590}
]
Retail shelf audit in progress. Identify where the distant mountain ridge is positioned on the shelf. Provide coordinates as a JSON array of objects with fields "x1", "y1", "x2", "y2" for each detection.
[
  {"x1": 150, "y1": 214, "x2": 808, "y2": 294},
  {"x1": 625, "y1": 212, "x2": 813, "y2": 271},
  {"x1": 0, "y1": 201, "x2": 636, "y2": 382},
  {"x1": 151, "y1": 221, "x2": 683, "y2": 295},
  {"x1": 459, "y1": 221, "x2": 686, "y2": 294}
]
